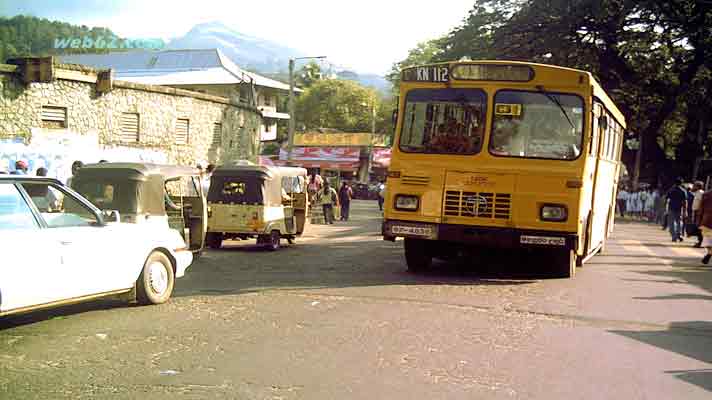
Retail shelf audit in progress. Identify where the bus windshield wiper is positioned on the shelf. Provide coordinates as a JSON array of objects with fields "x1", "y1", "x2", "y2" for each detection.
[{"x1": 536, "y1": 85, "x2": 575, "y2": 131}]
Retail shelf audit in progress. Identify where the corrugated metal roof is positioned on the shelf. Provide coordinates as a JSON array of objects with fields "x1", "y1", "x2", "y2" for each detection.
[{"x1": 58, "y1": 49, "x2": 300, "y2": 92}]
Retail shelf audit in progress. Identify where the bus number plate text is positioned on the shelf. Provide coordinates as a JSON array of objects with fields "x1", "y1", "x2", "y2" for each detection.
[
  {"x1": 520, "y1": 235, "x2": 565, "y2": 246},
  {"x1": 391, "y1": 225, "x2": 434, "y2": 238}
]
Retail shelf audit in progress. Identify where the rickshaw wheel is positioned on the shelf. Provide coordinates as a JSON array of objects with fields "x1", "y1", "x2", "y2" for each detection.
[
  {"x1": 267, "y1": 230, "x2": 281, "y2": 251},
  {"x1": 206, "y1": 233, "x2": 223, "y2": 249}
]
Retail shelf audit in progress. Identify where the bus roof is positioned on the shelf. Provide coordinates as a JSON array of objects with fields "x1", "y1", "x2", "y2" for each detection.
[{"x1": 402, "y1": 60, "x2": 626, "y2": 129}]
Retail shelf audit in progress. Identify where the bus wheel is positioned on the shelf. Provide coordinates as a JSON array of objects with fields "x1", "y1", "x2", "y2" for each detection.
[
  {"x1": 206, "y1": 233, "x2": 222, "y2": 249},
  {"x1": 553, "y1": 249, "x2": 576, "y2": 278},
  {"x1": 404, "y1": 238, "x2": 432, "y2": 273}
]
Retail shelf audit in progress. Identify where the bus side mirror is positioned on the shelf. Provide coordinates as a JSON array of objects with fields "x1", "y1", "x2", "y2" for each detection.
[
  {"x1": 599, "y1": 115, "x2": 609, "y2": 131},
  {"x1": 391, "y1": 109, "x2": 398, "y2": 125}
]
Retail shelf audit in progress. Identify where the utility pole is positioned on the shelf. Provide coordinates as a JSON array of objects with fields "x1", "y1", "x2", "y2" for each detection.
[
  {"x1": 287, "y1": 58, "x2": 295, "y2": 165},
  {"x1": 286, "y1": 56, "x2": 326, "y2": 165}
]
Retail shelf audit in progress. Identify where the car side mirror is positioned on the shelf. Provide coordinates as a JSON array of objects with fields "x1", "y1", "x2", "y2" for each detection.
[
  {"x1": 102, "y1": 209, "x2": 121, "y2": 223},
  {"x1": 391, "y1": 109, "x2": 398, "y2": 125}
]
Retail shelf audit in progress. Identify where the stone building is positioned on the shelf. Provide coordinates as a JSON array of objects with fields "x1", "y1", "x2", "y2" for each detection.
[
  {"x1": 0, "y1": 58, "x2": 261, "y2": 181},
  {"x1": 58, "y1": 49, "x2": 295, "y2": 142}
]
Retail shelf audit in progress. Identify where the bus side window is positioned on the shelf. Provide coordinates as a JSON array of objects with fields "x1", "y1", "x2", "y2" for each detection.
[{"x1": 590, "y1": 105, "x2": 600, "y2": 156}]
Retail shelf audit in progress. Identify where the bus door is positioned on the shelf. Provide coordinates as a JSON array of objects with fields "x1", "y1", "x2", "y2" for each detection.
[{"x1": 587, "y1": 103, "x2": 610, "y2": 253}]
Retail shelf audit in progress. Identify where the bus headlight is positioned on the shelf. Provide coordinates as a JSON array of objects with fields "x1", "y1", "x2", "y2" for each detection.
[
  {"x1": 395, "y1": 195, "x2": 419, "y2": 211},
  {"x1": 541, "y1": 205, "x2": 567, "y2": 222}
]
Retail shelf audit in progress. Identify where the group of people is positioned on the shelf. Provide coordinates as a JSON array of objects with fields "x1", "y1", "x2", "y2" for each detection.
[
  {"x1": 306, "y1": 174, "x2": 386, "y2": 225},
  {"x1": 616, "y1": 186, "x2": 662, "y2": 221},
  {"x1": 618, "y1": 178, "x2": 712, "y2": 265},
  {"x1": 307, "y1": 175, "x2": 354, "y2": 225}
]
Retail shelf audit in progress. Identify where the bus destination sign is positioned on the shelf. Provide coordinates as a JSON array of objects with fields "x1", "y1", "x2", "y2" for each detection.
[{"x1": 402, "y1": 66, "x2": 449, "y2": 83}]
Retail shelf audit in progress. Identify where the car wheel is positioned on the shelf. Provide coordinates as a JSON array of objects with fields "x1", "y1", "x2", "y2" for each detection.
[
  {"x1": 206, "y1": 233, "x2": 222, "y2": 249},
  {"x1": 404, "y1": 238, "x2": 431, "y2": 273},
  {"x1": 136, "y1": 251, "x2": 175, "y2": 305}
]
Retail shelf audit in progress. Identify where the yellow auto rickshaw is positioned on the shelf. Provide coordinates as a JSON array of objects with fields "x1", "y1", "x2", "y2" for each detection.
[{"x1": 206, "y1": 165, "x2": 309, "y2": 250}]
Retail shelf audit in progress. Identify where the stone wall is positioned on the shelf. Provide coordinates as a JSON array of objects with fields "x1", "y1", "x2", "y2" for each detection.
[{"x1": 0, "y1": 62, "x2": 262, "y2": 173}]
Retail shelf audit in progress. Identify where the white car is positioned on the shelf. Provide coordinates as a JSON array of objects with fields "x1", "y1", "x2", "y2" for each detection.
[{"x1": 0, "y1": 176, "x2": 193, "y2": 317}]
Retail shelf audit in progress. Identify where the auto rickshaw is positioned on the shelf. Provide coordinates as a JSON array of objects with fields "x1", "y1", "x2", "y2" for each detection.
[
  {"x1": 206, "y1": 165, "x2": 309, "y2": 250},
  {"x1": 71, "y1": 163, "x2": 208, "y2": 255}
]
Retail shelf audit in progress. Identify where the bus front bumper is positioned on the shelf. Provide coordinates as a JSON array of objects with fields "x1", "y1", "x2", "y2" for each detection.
[{"x1": 382, "y1": 220, "x2": 577, "y2": 251}]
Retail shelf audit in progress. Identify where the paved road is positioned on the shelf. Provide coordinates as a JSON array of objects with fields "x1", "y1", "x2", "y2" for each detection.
[{"x1": 1, "y1": 200, "x2": 711, "y2": 399}]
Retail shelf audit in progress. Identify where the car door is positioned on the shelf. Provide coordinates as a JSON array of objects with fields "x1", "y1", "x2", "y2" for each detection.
[
  {"x1": 20, "y1": 181, "x2": 128, "y2": 298},
  {"x1": 0, "y1": 181, "x2": 64, "y2": 312}
]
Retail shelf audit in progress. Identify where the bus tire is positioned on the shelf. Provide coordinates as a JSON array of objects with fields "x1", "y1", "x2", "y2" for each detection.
[
  {"x1": 404, "y1": 238, "x2": 432, "y2": 273},
  {"x1": 553, "y1": 249, "x2": 576, "y2": 278}
]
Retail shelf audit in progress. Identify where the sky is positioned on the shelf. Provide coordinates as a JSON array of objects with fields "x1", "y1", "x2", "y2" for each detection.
[{"x1": 0, "y1": 0, "x2": 475, "y2": 74}]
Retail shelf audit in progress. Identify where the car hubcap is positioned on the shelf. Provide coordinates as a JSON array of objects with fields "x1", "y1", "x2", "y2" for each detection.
[{"x1": 148, "y1": 262, "x2": 169, "y2": 295}]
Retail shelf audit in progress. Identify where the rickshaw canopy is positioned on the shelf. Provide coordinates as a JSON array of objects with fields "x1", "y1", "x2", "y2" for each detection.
[
  {"x1": 209, "y1": 165, "x2": 307, "y2": 206},
  {"x1": 71, "y1": 162, "x2": 202, "y2": 216}
]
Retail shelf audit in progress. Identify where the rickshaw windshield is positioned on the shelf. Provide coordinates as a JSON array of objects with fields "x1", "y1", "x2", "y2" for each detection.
[
  {"x1": 73, "y1": 179, "x2": 141, "y2": 214},
  {"x1": 208, "y1": 176, "x2": 265, "y2": 204}
]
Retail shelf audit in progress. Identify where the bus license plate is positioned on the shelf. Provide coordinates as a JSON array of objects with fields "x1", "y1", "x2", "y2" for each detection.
[
  {"x1": 391, "y1": 225, "x2": 433, "y2": 238},
  {"x1": 520, "y1": 235, "x2": 565, "y2": 246}
]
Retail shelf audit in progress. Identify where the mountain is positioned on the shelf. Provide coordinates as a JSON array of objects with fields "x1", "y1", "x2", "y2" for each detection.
[
  {"x1": 167, "y1": 21, "x2": 303, "y2": 73},
  {"x1": 167, "y1": 21, "x2": 391, "y2": 93}
]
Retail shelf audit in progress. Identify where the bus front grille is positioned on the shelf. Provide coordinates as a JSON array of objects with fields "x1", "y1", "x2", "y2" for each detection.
[{"x1": 444, "y1": 191, "x2": 511, "y2": 220}]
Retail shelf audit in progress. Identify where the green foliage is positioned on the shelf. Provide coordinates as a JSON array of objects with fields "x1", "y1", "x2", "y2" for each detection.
[
  {"x1": 296, "y1": 61, "x2": 323, "y2": 88},
  {"x1": 0, "y1": 15, "x2": 126, "y2": 63},
  {"x1": 295, "y1": 79, "x2": 383, "y2": 132}
]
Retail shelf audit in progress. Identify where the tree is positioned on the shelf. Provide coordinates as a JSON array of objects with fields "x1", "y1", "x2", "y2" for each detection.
[
  {"x1": 296, "y1": 61, "x2": 323, "y2": 88},
  {"x1": 295, "y1": 79, "x2": 382, "y2": 133}
]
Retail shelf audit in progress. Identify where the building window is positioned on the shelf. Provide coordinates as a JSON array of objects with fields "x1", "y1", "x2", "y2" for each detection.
[
  {"x1": 176, "y1": 118, "x2": 189, "y2": 145},
  {"x1": 212, "y1": 123, "x2": 222, "y2": 147},
  {"x1": 41, "y1": 105, "x2": 67, "y2": 129},
  {"x1": 120, "y1": 112, "x2": 140, "y2": 143}
]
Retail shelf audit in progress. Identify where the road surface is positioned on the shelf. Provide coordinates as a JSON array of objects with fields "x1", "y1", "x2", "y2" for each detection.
[{"x1": 1, "y1": 200, "x2": 711, "y2": 399}]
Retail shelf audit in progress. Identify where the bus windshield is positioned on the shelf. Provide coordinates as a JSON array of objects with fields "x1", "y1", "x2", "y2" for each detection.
[
  {"x1": 399, "y1": 88, "x2": 486, "y2": 155},
  {"x1": 489, "y1": 90, "x2": 584, "y2": 160}
]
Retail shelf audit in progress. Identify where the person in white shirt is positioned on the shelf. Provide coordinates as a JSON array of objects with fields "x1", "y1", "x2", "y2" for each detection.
[
  {"x1": 692, "y1": 181, "x2": 705, "y2": 247},
  {"x1": 617, "y1": 187, "x2": 629, "y2": 217}
]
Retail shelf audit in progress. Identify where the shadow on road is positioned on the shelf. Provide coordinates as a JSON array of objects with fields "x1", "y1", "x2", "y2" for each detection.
[
  {"x1": 0, "y1": 299, "x2": 128, "y2": 330},
  {"x1": 610, "y1": 321, "x2": 712, "y2": 392}
]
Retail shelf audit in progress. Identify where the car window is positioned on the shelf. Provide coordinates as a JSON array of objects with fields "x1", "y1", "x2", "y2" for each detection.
[
  {"x1": 20, "y1": 182, "x2": 99, "y2": 228},
  {"x1": 0, "y1": 183, "x2": 40, "y2": 230}
]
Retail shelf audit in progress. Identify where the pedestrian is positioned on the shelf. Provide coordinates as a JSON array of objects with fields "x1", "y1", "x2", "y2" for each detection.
[
  {"x1": 617, "y1": 186, "x2": 629, "y2": 217},
  {"x1": 10, "y1": 160, "x2": 28, "y2": 175},
  {"x1": 319, "y1": 180, "x2": 339, "y2": 224},
  {"x1": 666, "y1": 178, "x2": 688, "y2": 242},
  {"x1": 691, "y1": 181, "x2": 705, "y2": 247},
  {"x1": 655, "y1": 187, "x2": 666, "y2": 226},
  {"x1": 203, "y1": 163, "x2": 215, "y2": 194},
  {"x1": 377, "y1": 181, "x2": 386, "y2": 211},
  {"x1": 696, "y1": 189, "x2": 712, "y2": 264},
  {"x1": 338, "y1": 181, "x2": 353, "y2": 221},
  {"x1": 66, "y1": 160, "x2": 84, "y2": 188},
  {"x1": 36, "y1": 167, "x2": 48, "y2": 176},
  {"x1": 626, "y1": 188, "x2": 637, "y2": 219},
  {"x1": 645, "y1": 188, "x2": 656, "y2": 222}
]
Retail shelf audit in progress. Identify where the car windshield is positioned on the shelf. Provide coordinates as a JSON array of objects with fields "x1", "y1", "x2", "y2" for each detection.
[
  {"x1": 399, "y1": 88, "x2": 486, "y2": 155},
  {"x1": 489, "y1": 90, "x2": 584, "y2": 160}
]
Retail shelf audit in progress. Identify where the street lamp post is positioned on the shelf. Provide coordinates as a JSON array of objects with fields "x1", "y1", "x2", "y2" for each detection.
[{"x1": 286, "y1": 56, "x2": 326, "y2": 165}]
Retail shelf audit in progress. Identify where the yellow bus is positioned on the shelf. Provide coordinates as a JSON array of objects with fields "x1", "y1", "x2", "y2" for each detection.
[{"x1": 382, "y1": 61, "x2": 626, "y2": 278}]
